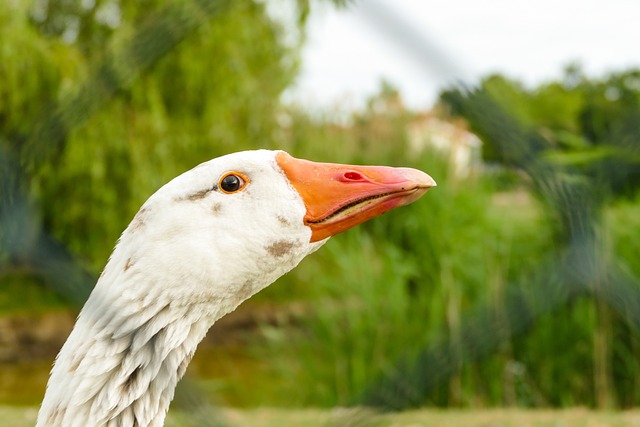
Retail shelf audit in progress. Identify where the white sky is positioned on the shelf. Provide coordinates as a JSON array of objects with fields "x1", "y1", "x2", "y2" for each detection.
[{"x1": 283, "y1": 0, "x2": 640, "y2": 112}]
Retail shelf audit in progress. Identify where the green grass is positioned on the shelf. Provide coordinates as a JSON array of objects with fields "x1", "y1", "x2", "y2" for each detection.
[{"x1": 3, "y1": 406, "x2": 640, "y2": 427}]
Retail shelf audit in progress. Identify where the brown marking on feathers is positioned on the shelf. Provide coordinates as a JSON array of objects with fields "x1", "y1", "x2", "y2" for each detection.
[
  {"x1": 124, "y1": 257, "x2": 135, "y2": 272},
  {"x1": 123, "y1": 366, "x2": 141, "y2": 394},
  {"x1": 212, "y1": 203, "x2": 222, "y2": 214},
  {"x1": 266, "y1": 240, "x2": 296, "y2": 258},
  {"x1": 236, "y1": 280, "x2": 255, "y2": 302},
  {"x1": 277, "y1": 215, "x2": 290, "y2": 225},
  {"x1": 130, "y1": 207, "x2": 148, "y2": 231},
  {"x1": 181, "y1": 189, "x2": 209, "y2": 202}
]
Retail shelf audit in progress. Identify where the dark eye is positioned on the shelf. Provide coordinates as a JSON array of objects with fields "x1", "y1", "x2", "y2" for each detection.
[{"x1": 219, "y1": 172, "x2": 248, "y2": 194}]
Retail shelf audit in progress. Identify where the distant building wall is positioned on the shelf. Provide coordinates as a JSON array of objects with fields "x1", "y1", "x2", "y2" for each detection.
[{"x1": 407, "y1": 113, "x2": 482, "y2": 179}]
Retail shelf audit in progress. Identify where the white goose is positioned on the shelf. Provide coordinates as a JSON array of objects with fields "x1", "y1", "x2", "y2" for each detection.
[{"x1": 37, "y1": 150, "x2": 435, "y2": 427}]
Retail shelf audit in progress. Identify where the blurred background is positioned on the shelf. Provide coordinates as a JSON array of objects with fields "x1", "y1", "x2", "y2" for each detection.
[{"x1": 1, "y1": 0, "x2": 640, "y2": 425}]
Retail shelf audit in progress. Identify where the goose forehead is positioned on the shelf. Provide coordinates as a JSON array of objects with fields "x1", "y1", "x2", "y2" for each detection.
[
  {"x1": 199, "y1": 149, "x2": 279, "y2": 175},
  {"x1": 152, "y1": 150, "x2": 284, "y2": 198},
  {"x1": 170, "y1": 150, "x2": 282, "y2": 190}
]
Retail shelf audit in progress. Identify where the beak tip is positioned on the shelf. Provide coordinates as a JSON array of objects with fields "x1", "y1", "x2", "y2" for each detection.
[{"x1": 408, "y1": 168, "x2": 437, "y2": 189}]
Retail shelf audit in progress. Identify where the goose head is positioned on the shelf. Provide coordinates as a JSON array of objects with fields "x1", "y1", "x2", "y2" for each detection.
[
  {"x1": 37, "y1": 149, "x2": 436, "y2": 427},
  {"x1": 104, "y1": 149, "x2": 436, "y2": 311}
]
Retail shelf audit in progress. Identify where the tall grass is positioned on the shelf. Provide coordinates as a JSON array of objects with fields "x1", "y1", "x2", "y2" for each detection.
[
  {"x1": 242, "y1": 104, "x2": 640, "y2": 409},
  {"x1": 251, "y1": 143, "x2": 557, "y2": 406}
]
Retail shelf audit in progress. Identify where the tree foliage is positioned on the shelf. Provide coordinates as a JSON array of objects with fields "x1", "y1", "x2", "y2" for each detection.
[
  {"x1": 2, "y1": 0, "x2": 305, "y2": 268},
  {"x1": 441, "y1": 66, "x2": 640, "y2": 198}
]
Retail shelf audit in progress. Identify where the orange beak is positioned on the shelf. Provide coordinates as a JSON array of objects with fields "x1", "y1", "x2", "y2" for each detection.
[{"x1": 276, "y1": 152, "x2": 437, "y2": 243}]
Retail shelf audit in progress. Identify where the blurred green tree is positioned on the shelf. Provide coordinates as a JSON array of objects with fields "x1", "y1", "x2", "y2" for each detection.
[
  {"x1": 442, "y1": 66, "x2": 640, "y2": 198},
  {"x1": 1, "y1": 0, "x2": 309, "y2": 271}
]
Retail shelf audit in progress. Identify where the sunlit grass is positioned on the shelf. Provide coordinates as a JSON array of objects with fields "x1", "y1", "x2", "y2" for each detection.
[{"x1": 4, "y1": 406, "x2": 640, "y2": 427}]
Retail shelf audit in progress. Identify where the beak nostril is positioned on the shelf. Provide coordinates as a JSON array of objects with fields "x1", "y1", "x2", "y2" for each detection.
[{"x1": 343, "y1": 171, "x2": 364, "y2": 181}]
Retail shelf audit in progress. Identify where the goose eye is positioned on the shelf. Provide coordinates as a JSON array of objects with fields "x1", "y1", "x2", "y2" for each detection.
[{"x1": 219, "y1": 172, "x2": 248, "y2": 194}]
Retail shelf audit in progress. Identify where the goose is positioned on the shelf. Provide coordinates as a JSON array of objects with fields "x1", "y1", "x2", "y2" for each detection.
[{"x1": 37, "y1": 149, "x2": 436, "y2": 427}]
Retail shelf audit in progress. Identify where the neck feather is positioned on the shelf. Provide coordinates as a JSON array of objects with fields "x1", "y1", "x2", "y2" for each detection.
[
  {"x1": 37, "y1": 281, "x2": 221, "y2": 427},
  {"x1": 36, "y1": 201, "x2": 322, "y2": 427}
]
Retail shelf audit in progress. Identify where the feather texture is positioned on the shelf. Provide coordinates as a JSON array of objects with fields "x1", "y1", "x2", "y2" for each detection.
[{"x1": 37, "y1": 151, "x2": 324, "y2": 426}]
